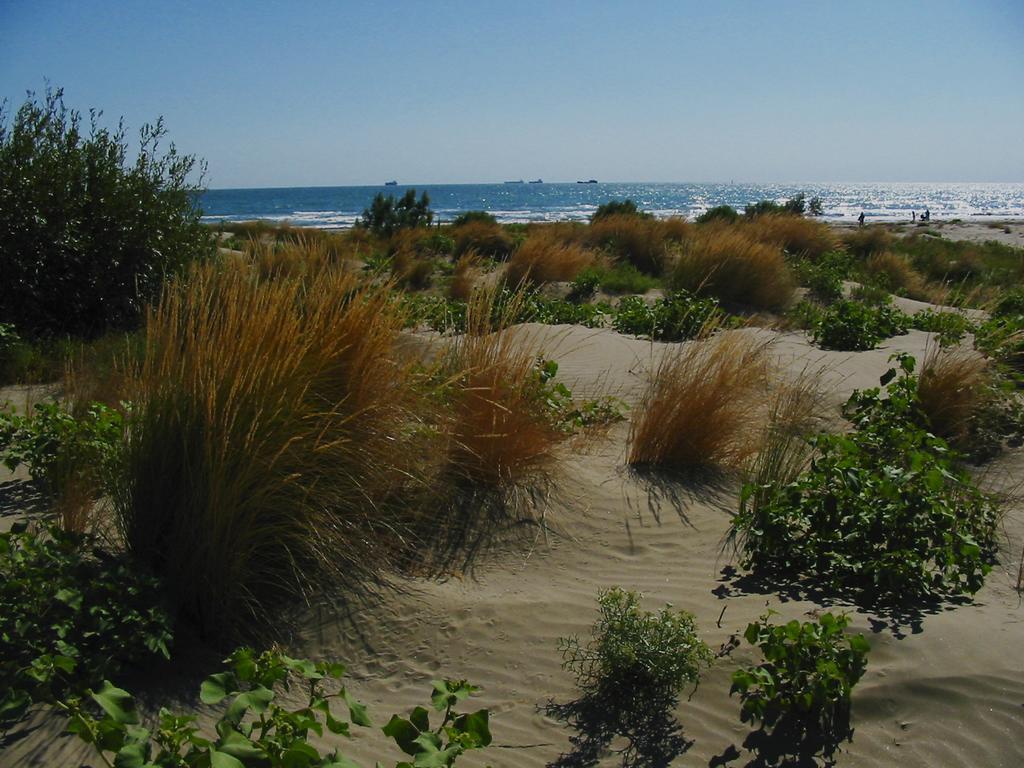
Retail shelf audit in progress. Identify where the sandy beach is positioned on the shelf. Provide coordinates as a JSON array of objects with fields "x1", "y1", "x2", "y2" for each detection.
[{"x1": 5, "y1": 312, "x2": 1023, "y2": 767}]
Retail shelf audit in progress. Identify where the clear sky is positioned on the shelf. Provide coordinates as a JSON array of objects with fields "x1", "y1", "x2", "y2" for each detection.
[{"x1": 2, "y1": 0, "x2": 1022, "y2": 188}]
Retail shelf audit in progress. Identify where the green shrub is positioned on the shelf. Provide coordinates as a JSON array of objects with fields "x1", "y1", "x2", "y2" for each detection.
[
  {"x1": 909, "y1": 309, "x2": 974, "y2": 347},
  {"x1": 744, "y1": 196, "x2": 809, "y2": 218},
  {"x1": 61, "y1": 647, "x2": 491, "y2": 768},
  {"x1": 569, "y1": 263, "x2": 659, "y2": 297},
  {"x1": 0, "y1": 523, "x2": 172, "y2": 732},
  {"x1": 992, "y1": 289, "x2": 1024, "y2": 318},
  {"x1": 791, "y1": 251, "x2": 852, "y2": 303},
  {"x1": 733, "y1": 356, "x2": 999, "y2": 600},
  {"x1": 358, "y1": 188, "x2": 433, "y2": 236},
  {"x1": 0, "y1": 87, "x2": 212, "y2": 338},
  {"x1": 558, "y1": 587, "x2": 712, "y2": 700},
  {"x1": 731, "y1": 612, "x2": 869, "y2": 732},
  {"x1": 613, "y1": 292, "x2": 725, "y2": 341},
  {"x1": 450, "y1": 210, "x2": 497, "y2": 227},
  {"x1": 975, "y1": 315, "x2": 1024, "y2": 381},
  {"x1": 591, "y1": 199, "x2": 650, "y2": 221},
  {"x1": 696, "y1": 205, "x2": 740, "y2": 224},
  {"x1": 0, "y1": 400, "x2": 124, "y2": 499},
  {"x1": 811, "y1": 299, "x2": 908, "y2": 350}
]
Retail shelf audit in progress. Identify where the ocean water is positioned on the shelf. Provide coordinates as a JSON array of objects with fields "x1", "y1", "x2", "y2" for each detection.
[{"x1": 200, "y1": 182, "x2": 1024, "y2": 229}]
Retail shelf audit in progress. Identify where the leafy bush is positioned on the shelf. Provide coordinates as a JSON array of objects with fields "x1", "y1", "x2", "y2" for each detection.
[
  {"x1": 569, "y1": 263, "x2": 659, "y2": 297},
  {"x1": 696, "y1": 205, "x2": 739, "y2": 224},
  {"x1": 612, "y1": 291, "x2": 725, "y2": 341},
  {"x1": 451, "y1": 210, "x2": 496, "y2": 227},
  {"x1": 909, "y1": 309, "x2": 974, "y2": 347},
  {"x1": 558, "y1": 587, "x2": 712, "y2": 700},
  {"x1": 0, "y1": 87, "x2": 212, "y2": 338},
  {"x1": 0, "y1": 523, "x2": 172, "y2": 732},
  {"x1": 591, "y1": 199, "x2": 650, "y2": 221},
  {"x1": 975, "y1": 315, "x2": 1024, "y2": 381},
  {"x1": 62, "y1": 647, "x2": 491, "y2": 768},
  {"x1": 733, "y1": 356, "x2": 1000, "y2": 600},
  {"x1": 731, "y1": 612, "x2": 869, "y2": 731},
  {"x1": 791, "y1": 251, "x2": 852, "y2": 303},
  {"x1": 0, "y1": 400, "x2": 124, "y2": 500},
  {"x1": 992, "y1": 289, "x2": 1024, "y2": 318},
  {"x1": 358, "y1": 188, "x2": 433, "y2": 236},
  {"x1": 811, "y1": 299, "x2": 908, "y2": 350}
]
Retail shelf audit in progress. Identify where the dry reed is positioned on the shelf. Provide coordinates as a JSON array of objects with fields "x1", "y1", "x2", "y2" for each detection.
[
  {"x1": 628, "y1": 330, "x2": 771, "y2": 470},
  {"x1": 504, "y1": 234, "x2": 600, "y2": 286},
  {"x1": 745, "y1": 214, "x2": 840, "y2": 260},
  {"x1": 918, "y1": 347, "x2": 992, "y2": 450},
  {"x1": 669, "y1": 226, "x2": 795, "y2": 310},
  {"x1": 113, "y1": 260, "x2": 416, "y2": 635}
]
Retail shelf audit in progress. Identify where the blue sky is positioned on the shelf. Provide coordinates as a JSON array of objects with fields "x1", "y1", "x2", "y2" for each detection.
[{"x1": 2, "y1": 0, "x2": 1022, "y2": 188}]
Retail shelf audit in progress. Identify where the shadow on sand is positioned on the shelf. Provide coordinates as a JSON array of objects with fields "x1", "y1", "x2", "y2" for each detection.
[
  {"x1": 543, "y1": 688, "x2": 693, "y2": 768},
  {"x1": 710, "y1": 711, "x2": 854, "y2": 768}
]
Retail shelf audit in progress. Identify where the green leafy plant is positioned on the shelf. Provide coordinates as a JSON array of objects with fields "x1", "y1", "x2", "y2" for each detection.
[
  {"x1": 0, "y1": 400, "x2": 125, "y2": 498},
  {"x1": 612, "y1": 291, "x2": 725, "y2": 341},
  {"x1": 0, "y1": 87, "x2": 212, "y2": 337},
  {"x1": 811, "y1": 299, "x2": 909, "y2": 350},
  {"x1": 591, "y1": 199, "x2": 651, "y2": 221},
  {"x1": 909, "y1": 309, "x2": 974, "y2": 347},
  {"x1": 558, "y1": 587, "x2": 712, "y2": 700},
  {"x1": 733, "y1": 355, "x2": 999, "y2": 600},
  {"x1": 0, "y1": 523, "x2": 172, "y2": 732},
  {"x1": 696, "y1": 204, "x2": 739, "y2": 224},
  {"x1": 731, "y1": 612, "x2": 869, "y2": 732},
  {"x1": 61, "y1": 647, "x2": 491, "y2": 767}
]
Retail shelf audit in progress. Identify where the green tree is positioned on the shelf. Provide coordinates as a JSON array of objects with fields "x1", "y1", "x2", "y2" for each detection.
[
  {"x1": 0, "y1": 87, "x2": 213, "y2": 338},
  {"x1": 359, "y1": 188, "x2": 433, "y2": 235}
]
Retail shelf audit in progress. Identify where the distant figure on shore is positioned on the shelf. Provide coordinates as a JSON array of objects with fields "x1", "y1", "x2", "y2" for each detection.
[
  {"x1": 858, "y1": 212, "x2": 865, "y2": 226},
  {"x1": 923, "y1": 208, "x2": 931, "y2": 221},
  {"x1": 912, "y1": 211, "x2": 916, "y2": 222}
]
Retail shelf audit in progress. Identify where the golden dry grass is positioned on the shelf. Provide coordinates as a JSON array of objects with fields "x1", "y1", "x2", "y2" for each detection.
[
  {"x1": 586, "y1": 215, "x2": 670, "y2": 275},
  {"x1": 391, "y1": 248, "x2": 434, "y2": 289},
  {"x1": 918, "y1": 347, "x2": 992, "y2": 449},
  {"x1": 449, "y1": 252, "x2": 482, "y2": 300},
  {"x1": 745, "y1": 214, "x2": 840, "y2": 260},
  {"x1": 842, "y1": 225, "x2": 894, "y2": 257},
  {"x1": 113, "y1": 260, "x2": 417, "y2": 635},
  {"x1": 453, "y1": 220, "x2": 514, "y2": 259},
  {"x1": 669, "y1": 226, "x2": 795, "y2": 310},
  {"x1": 439, "y1": 285, "x2": 565, "y2": 487},
  {"x1": 504, "y1": 234, "x2": 601, "y2": 286},
  {"x1": 864, "y1": 251, "x2": 929, "y2": 299},
  {"x1": 627, "y1": 330, "x2": 771, "y2": 470}
]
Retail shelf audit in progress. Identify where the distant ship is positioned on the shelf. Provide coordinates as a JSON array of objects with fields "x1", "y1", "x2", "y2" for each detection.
[
  {"x1": 577, "y1": 179, "x2": 598, "y2": 184},
  {"x1": 504, "y1": 179, "x2": 525, "y2": 184},
  {"x1": 529, "y1": 179, "x2": 543, "y2": 184},
  {"x1": 384, "y1": 180, "x2": 397, "y2": 186}
]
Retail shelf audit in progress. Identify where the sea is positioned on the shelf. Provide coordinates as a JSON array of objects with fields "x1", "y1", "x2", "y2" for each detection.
[{"x1": 200, "y1": 182, "x2": 1024, "y2": 229}]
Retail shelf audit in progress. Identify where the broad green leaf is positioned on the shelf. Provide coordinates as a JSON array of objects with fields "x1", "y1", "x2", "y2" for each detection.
[
  {"x1": 343, "y1": 688, "x2": 371, "y2": 727},
  {"x1": 218, "y1": 730, "x2": 267, "y2": 761},
  {"x1": 210, "y1": 750, "x2": 246, "y2": 768},
  {"x1": 91, "y1": 681, "x2": 140, "y2": 725},
  {"x1": 200, "y1": 672, "x2": 234, "y2": 704},
  {"x1": 383, "y1": 715, "x2": 420, "y2": 756},
  {"x1": 453, "y1": 709, "x2": 491, "y2": 747}
]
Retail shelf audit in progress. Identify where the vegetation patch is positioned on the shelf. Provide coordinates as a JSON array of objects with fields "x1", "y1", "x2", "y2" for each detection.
[
  {"x1": 733, "y1": 356, "x2": 1000, "y2": 601},
  {"x1": 811, "y1": 299, "x2": 909, "y2": 350}
]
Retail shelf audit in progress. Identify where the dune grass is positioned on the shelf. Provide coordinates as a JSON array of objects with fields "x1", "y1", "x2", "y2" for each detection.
[
  {"x1": 917, "y1": 347, "x2": 992, "y2": 451},
  {"x1": 439, "y1": 285, "x2": 565, "y2": 488},
  {"x1": 453, "y1": 220, "x2": 514, "y2": 260},
  {"x1": 745, "y1": 214, "x2": 840, "y2": 260},
  {"x1": 112, "y1": 261, "x2": 417, "y2": 636},
  {"x1": 449, "y1": 252, "x2": 482, "y2": 300},
  {"x1": 628, "y1": 330, "x2": 771, "y2": 471},
  {"x1": 668, "y1": 226, "x2": 795, "y2": 310},
  {"x1": 864, "y1": 251, "x2": 929, "y2": 298},
  {"x1": 842, "y1": 226, "x2": 894, "y2": 258},
  {"x1": 586, "y1": 215, "x2": 679, "y2": 276},
  {"x1": 504, "y1": 234, "x2": 601, "y2": 287}
]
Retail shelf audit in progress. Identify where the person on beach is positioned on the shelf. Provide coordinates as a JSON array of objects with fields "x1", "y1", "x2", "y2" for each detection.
[
  {"x1": 858, "y1": 212, "x2": 865, "y2": 225},
  {"x1": 912, "y1": 211, "x2": 916, "y2": 222},
  {"x1": 924, "y1": 208, "x2": 930, "y2": 221}
]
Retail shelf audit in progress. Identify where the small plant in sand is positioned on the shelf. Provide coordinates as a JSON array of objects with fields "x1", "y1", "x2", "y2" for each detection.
[
  {"x1": 628, "y1": 330, "x2": 770, "y2": 471},
  {"x1": 612, "y1": 291, "x2": 725, "y2": 341},
  {"x1": 731, "y1": 612, "x2": 869, "y2": 732},
  {"x1": 733, "y1": 355, "x2": 1000, "y2": 600},
  {"x1": 811, "y1": 299, "x2": 908, "y2": 350},
  {"x1": 559, "y1": 587, "x2": 712, "y2": 700},
  {"x1": 909, "y1": 309, "x2": 974, "y2": 347},
  {"x1": 61, "y1": 647, "x2": 491, "y2": 768},
  {"x1": 0, "y1": 523, "x2": 172, "y2": 733}
]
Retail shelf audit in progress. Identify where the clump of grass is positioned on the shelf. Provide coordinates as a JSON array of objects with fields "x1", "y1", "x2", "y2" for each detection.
[
  {"x1": 439, "y1": 285, "x2": 565, "y2": 488},
  {"x1": 453, "y1": 220, "x2": 514, "y2": 260},
  {"x1": 864, "y1": 251, "x2": 928, "y2": 298},
  {"x1": 113, "y1": 261, "x2": 415, "y2": 637},
  {"x1": 746, "y1": 214, "x2": 840, "y2": 260},
  {"x1": 587, "y1": 215, "x2": 670, "y2": 275},
  {"x1": 842, "y1": 226, "x2": 893, "y2": 258},
  {"x1": 628, "y1": 331, "x2": 770, "y2": 471},
  {"x1": 917, "y1": 348, "x2": 992, "y2": 451},
  {"x1": 391, "y1": 248, "x2": 434, "y2": 290},
  {"x1": 504, "y1": 234, "x2": 600, "y2": 287},
  {"x1": 449, "y1": 252, "x2": 482, "y2": 300},
  {"x1": 669, "y1": 226, "x2": 795, "y2": 310}
]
